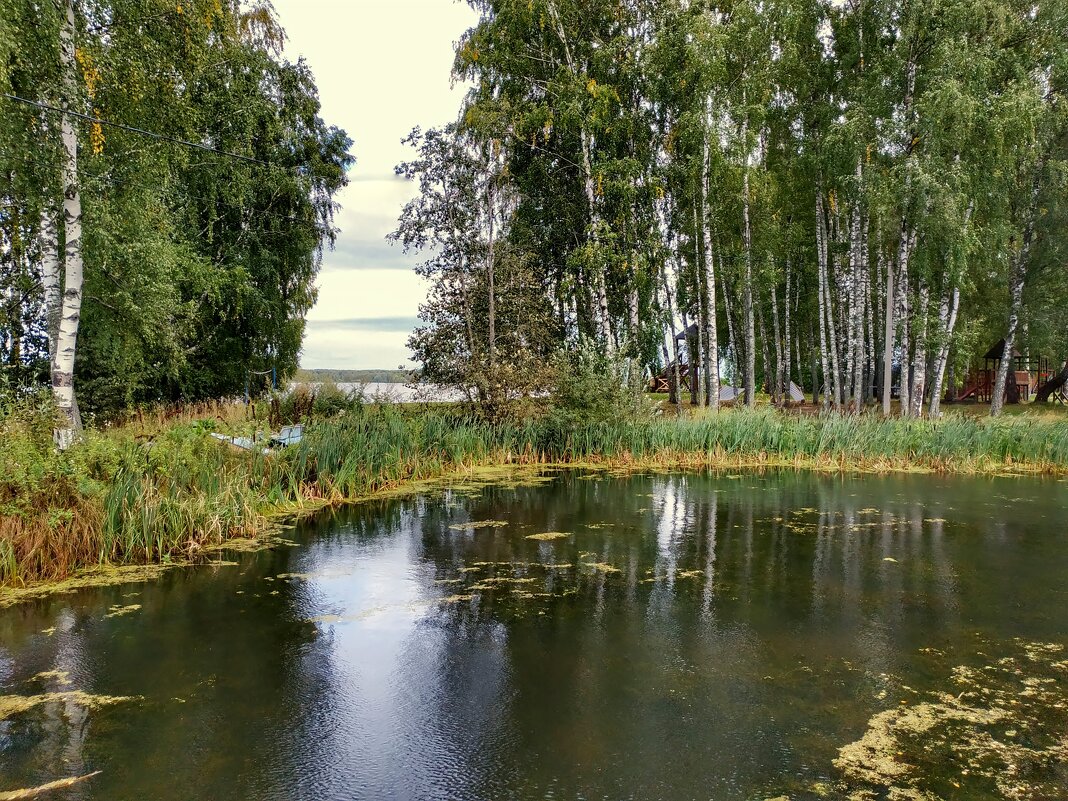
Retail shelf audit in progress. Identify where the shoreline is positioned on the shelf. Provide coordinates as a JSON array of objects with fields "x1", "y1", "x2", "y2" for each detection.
[{"x1": 2, "y1": 451, "x2": 1064, "y2": 607}]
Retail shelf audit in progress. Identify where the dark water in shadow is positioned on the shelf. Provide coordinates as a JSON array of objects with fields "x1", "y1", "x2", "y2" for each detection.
[{"x1": 1, "y1": 470, "x2": 1066, "y2": 800}]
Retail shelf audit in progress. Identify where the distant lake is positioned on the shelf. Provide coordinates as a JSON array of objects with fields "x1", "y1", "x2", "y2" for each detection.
[{"x1": 298, "y1": 382, "x2": 464, "y2": 403}]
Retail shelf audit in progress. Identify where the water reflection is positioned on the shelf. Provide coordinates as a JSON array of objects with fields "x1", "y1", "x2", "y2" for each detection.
[{"x1": 0, "y1": 470, "x2": 1066, "y2": 800}]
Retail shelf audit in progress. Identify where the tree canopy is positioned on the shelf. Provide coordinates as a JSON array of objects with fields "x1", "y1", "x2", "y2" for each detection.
[
  {"x1": 0, "y1": 0, "x2": 352, "y2": 420},
  {"x1": 400, "y1": 0, "x2": 1068, "y2": 416}
]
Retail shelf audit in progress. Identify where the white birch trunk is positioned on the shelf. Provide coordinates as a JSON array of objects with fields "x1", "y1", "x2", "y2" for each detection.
[
  {"x1": 771, "y1": 281, "x2": 783, "y2": 405},
  {"x1": 818, "y1": 194, "x2": 842, "y2": 408},
  {"x1": 909, "y1": 281, "x2": 929, "y2": 417},
  {"x1": 895, "y1": 225, "x2": 914, "y2": 417},
  {"x1": 783, "y1": 258, "x2": 792, "y2": 398},
  {"x1": 486, "y1": 167, "x2": 497, "y2": 368},
  {"x1": 52, "y1": 0, "x2": 84, "y2": 448},
  {"x1": 881, "y1": 254, "x2": 894, "y2": 416},
  {"x1": 740, "y1": 122, "x2": 755, "y2": 407},
  {"x1": 545, "y1": 0, "x2": 611, "y2": 349},
  {"x1": 815, "y1": 192, "x2": 833, "y2": 409},
  {"x1": 701, "y1": 121, "x2": 720, "y2": 410},
  {"x1": 928, "y1": 285, "x2": 959, "y2": 417},
  {"x1": 720, "y1": 255, "x2": 738, "y2": 384}
]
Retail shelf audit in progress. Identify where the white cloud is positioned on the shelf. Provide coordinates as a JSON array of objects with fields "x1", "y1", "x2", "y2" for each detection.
[{"x1": 272, "y1": 0, "x2": 478, "y2": 369}]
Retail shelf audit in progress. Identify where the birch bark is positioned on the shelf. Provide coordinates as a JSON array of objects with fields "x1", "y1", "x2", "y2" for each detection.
[
  {"x1": 909, "y1": 281, "x2": 929, "y2": 417},
  {"x1": 740, "y1": 121, "x2": 755, "y2": 407},
  {"x1": 52, "y1": 0, "x2": 84, "y2": 448},
  {"x1": 815, "y1": 192, "x2": 833, "y2": 409},
  {"x1": 701, "y1": 119, "x2": 720, "y2": 410},
  {"x1": 928, "y1": 285, "x2": 959, "y2": 417}
]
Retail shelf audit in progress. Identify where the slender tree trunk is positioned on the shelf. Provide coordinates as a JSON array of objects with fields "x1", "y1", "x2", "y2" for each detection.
[
  {"x1": 691, "y1": 206, "x2": 707, "y2": 408},
  {"x1": 771, "y1": 279, "x2": 783, "y2": 404},
  {"x1": 52, "y1": 0, "x2": 84, "y2": 448},
  {"x1": 486, "y1": 171, "x2": 496, "y2": 368},
  {"x1": 740, "y1": 122, "x2": 755, "y2": 407},
  {"x1": 627, "y1": 202, "x2": 640, "y2": 341},
  {"x1": 992, "y1": 253, "x2": 1027, "y2": 416},
  {"x1": 882, "y1": 257, "x2": 894, "y2": 416},
  {"x1": 783, "y1": 258, "x2": 792, "y2": 400},
  {"x1": 928, "y1": 285, "x2": 959, "y2": 417},
  {"x1": 895, "y1": 224, "x2": 914, "y2": 417},
  {"x1": 701, "y1": 124, "x2": 720, "y2": 410},
  {"x1": 864, "y1": 227, "x2": 876, "y2": 403},
  {"x1": 815, "y1": 192, "x2": 833, "y2": 409},
  {"x1": 757, "y1": 298, "x2": 771, "y2": 402},
  {"x1": 662, "y1": 261, "x2": 684, "y2": 413},
  {"x1": 992, "y1": 168, "x2": 1043, "y2": 415},
  {"x1": 720, "y1": 258, "x2": 738, "y2": 387},
  {"x1": 847, "y1": 165, "x2": 864, "y2": 411},
  {"x1": 544, "y1": 0, "x2": 611, "y2": 349},
  {"x1": 909, "y1": 280, "x2": 929, "y2": 417}
]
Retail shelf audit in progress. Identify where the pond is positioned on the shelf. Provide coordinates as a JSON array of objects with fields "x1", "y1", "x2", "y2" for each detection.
[{"x1": 1, "y1": 469, "x2": 1066, "y2": 800}]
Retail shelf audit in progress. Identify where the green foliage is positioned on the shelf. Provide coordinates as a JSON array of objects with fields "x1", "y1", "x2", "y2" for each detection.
[
  {"x1": 0, "y1": 0, "x2": 352, "y2": 417},
  {"x1": 547, "y1": 344, "x2": 648, "y2": 427}
]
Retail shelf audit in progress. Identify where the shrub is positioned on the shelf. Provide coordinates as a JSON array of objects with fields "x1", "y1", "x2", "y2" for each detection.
[{"x1": 547, "y1": 344, "x2": 648, "y2": 427}]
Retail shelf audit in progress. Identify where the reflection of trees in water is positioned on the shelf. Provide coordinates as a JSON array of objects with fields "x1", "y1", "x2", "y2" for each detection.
[
  {"x1": 401, "y1": 471, "x2": 979, "y2": 633},
  {"x1": 403, "y1": 470, "x2": 1068, "y2": 798}
]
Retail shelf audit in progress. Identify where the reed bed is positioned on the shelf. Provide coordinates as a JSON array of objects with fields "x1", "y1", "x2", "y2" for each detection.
[{"x1": 2, "y1": 403, "x2": 1067, "y2": 587}]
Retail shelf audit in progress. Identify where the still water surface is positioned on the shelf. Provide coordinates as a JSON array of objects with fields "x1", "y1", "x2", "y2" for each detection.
[{"x1": 1, "y1": 470, "x2": 1066, "y2": 800}]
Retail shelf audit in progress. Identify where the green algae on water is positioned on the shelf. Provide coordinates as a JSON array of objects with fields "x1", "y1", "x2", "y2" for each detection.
[
  {"x1": 105, "y1": 604, "x2": 141, "y2": 618},
  {"x1": 525, "y1": 532, "x2": 569, "y2": 541},
  {"x1": 29, "y1": 670, "x2": 71, "y2": 686},
  {"x1": 0, "y1": 564, "x2": 174, "y2": 609},
  {"x1": 0, "y1": 690, "x2": 139, "y2": 721},
  {"x1": 825, "y1": 640, "x2": 1068, "y2": 801},
  {"x1": 449, "y1": 520, "x2": 509, "y2": 531},
  {"x1": 581, "y1": 562, "x2": 621, "y2": 574}
]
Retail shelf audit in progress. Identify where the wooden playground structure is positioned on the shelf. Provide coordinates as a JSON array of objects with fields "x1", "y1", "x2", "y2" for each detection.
[{"x1": 957, "y1": 341, "x2": 1063, "y2": 404}]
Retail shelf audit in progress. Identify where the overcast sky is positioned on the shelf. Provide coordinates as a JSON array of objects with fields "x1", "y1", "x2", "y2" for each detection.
[{"x1": 271, "y1": 0, "x2": 478, "y2": 370}]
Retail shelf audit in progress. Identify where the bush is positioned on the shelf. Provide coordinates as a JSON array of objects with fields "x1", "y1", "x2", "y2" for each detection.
[{"x1": 547, "y1": 344, "x2": 648, "y2": 426}]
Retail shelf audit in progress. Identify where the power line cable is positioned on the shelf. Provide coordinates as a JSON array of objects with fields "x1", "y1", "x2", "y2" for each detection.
[{"x1": 2, "y1": 92, "x2": 273, "y2": 167}]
